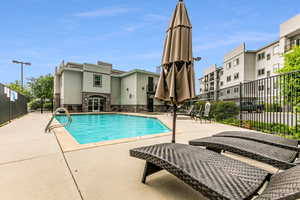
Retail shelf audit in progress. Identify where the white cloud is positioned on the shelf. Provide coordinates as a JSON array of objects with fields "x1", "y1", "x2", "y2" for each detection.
[
  {"x1": 123, "y1": 24, "x2": 145, "y2": 32},
  {"x1": 136, "y1": 52, "x2": 161, "y2": 60},
  {"x1": 194, "y1": 31, "x2": 278, "y2": 52},
  {"x1": 75, "y1": 7, "x2": 136, "y2": 17},
  {"x1": 122, "y1": 13, "x2": 168, "y2": 33},
  {"x1": 144, "y1": 14, "x2": 168, "y2": 22}
]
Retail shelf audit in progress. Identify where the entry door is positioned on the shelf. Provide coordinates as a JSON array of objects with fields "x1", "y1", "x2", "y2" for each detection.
[
  {"x1": 147, "y1": 98, "x2": 154, "y2": 112},
  {"x1": 93, "y1": 98, "x2": 100, "y2": 112}
]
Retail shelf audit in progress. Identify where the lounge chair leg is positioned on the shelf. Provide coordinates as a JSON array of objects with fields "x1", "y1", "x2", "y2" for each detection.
[{"x1": 142, "y1": 161, "x2": 162, "y2": 184}]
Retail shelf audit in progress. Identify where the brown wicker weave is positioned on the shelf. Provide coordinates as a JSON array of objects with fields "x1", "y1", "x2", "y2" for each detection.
[
  {"x1": 214, "y1": 131, "x2": 300, "y2": 151},
  {"x1": 130, "y1": 143, "x2": 269, "y2": 200},
  {"x1": 189, "y1": 137, "x2": 298, "y2": 170},
  {"x1": 255, "y1": 165, "x2": 300, "y2": 200}
]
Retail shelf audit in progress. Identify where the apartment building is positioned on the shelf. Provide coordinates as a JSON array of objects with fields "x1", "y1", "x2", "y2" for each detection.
[
  {"x1": 199, "y1": 13, "x2": 300, "y2": 102},
  {"x1": 54, "y1": 61, "x2": 166, "y2": 113},
  {"x1": 218, "y1": 43, "x2": 256, "y2": 101},
  {"x1": 280, "y1": 13, "x2": 300, "y2": 54},
  {"x1": 199, "y1": 64, "x2": 221, "y2": 101}
]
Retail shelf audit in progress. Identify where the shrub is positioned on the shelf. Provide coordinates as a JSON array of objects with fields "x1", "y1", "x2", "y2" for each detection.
[
  {"x1": 264, "y1": 103, "x2": 282, "y2": 112},
  {"x1": 28, "y1": 99, "x2": 42, "y2": 110},
  {"x1": 194, "y1": 101, "x2": 206, "y2": 110},
  {"x1": 212, "y1": 101, "x2": 239, "y2": 121},
  {"x1": 220, "y1": 118, "x2": 240, "y2": 126},
  {"x1": 28, "y1": 99, "x2": 53, "y2": 111}
]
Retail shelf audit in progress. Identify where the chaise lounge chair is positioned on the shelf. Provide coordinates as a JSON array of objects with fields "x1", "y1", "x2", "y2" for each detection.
[
  {"x1": 189, "y1": 136, "x2": 299, "y2": 170},
  {"x1": 177, "y1": 105, "x2": 195, "y2": 117},
  {"x1": 213, "y1": 131, "x2": 300, "y2": 151},
  {"x1": 194, "y1": 102, "x2": 211, "y2": 123},
  {"x1": 130, "y1": 143, "x2": 300, "y2": 200}
]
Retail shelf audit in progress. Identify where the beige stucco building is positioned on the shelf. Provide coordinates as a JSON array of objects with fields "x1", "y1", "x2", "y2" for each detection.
[
  {"x1": 199, "y1": 13, "x2": 300, "y2": 102},
  {"x1": 54, "y1": 61, "x2": 166, "y2": 112}
]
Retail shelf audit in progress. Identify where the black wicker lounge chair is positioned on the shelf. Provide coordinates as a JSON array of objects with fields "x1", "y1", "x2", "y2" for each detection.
[
  {"x1": 189, "y1": 137, "x2": 299, "y2": 169},
  {"x1": 213, "y1": 131, "x2": 300, "y2": 151},
  {"x1": 130, "y1": 143, "x2": 300, "y2": 200},
  {"x1": 130, "y1": 143, "x2": 269, "y2": 200}
]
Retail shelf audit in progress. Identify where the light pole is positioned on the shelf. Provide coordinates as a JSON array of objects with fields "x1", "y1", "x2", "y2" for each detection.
[{"x1": 12, "y1": 60, "x2": 31, "y2": 89}]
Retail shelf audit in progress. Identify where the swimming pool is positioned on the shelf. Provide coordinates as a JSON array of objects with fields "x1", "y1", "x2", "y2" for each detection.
[{"x1": 55, "y1": 114, "x2": 170, "y2": 144}]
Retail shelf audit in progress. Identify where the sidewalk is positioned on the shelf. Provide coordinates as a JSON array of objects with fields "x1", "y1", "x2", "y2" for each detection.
[{"x1": 0, "y1": 112, "x2": 271, "y2": 200}]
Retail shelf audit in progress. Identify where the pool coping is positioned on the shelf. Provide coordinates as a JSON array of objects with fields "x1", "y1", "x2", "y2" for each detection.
[{"x1": 52, "y1": 113, "x2": 179, "y2": 152}]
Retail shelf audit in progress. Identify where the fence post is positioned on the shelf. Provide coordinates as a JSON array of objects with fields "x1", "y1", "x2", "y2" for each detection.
[
  {"x1": 9, "y1": 89, "x2": 11, "y2": 123},
  {"x1": 239, "y1": 82, "x2": 243, "y2": 127}
]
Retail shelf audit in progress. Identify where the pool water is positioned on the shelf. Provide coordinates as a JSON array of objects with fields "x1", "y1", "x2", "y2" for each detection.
[{"x1": 55, "y1": 114, "x2": 170, "y2": 144}]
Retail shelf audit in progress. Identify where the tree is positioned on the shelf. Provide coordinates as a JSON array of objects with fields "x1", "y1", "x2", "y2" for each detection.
[
  {"x1": 278, "y1": 46, "x2": 300, "y2": 112},
  {"x1": 28, "y1": 74, "x2": 54, "y2": 100},
  {"x1": 27, "y1": 74, "x2": 54, "y2": 112},
  {"x1": 7, "y1": 80, "x2": 32, "y2": 98}
]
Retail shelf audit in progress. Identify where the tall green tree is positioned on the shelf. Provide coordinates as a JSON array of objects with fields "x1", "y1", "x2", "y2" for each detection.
[
  {"x1": 279, "y1": 46, "x2": 300, "y2": 111},
  {"x1": 28, "y1": 74, "x2": 54, "y2": 100}
]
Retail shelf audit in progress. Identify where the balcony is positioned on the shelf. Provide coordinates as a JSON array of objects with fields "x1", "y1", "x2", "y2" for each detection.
[{"x1": 284, "y1": 38, "x2": 300, "y2": 52}]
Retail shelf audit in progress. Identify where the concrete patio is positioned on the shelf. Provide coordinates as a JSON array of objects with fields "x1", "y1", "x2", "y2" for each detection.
[{"x1": 0, "y1": 112, "x2": 277, "y2": 200}]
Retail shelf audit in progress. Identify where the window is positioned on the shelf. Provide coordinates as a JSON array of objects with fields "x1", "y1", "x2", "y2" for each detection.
[
  {"x1": 267, "y1": 71, "x2": 271, "y2": 77},
  {"x1": 273, "y1": 64, "x2": 280, "y2": 72},
  {"x1": 93, "y1": 74, "x2": 102, "y2": 87},
  {"x1": 210, "y1": 73, "x2": 214, "y2": 81},
  {"x1": 233, "y1": 58, "x2": 240, "y2": 66},
  {"x1": 148, "y1": 77, "x2": 154, "y2": 92},
  {"x1": 257, "y1": 52, "x2": 265, "y2": 61},
  {"x1": 258, "y1": 68, "x2": 265, "y2": 76},
  {"x1": 234, "y1": 87, "x2": 239, "y2": 93},
  {"x1": 234, "y1": 73, "x2": 239, "y2": 80},
  {"x1": 205, "y1": 75, "x2": 209, "y2": 82},
  {"x1": 226, "y1": 75, "x2": 231, "y2": 82},
  {"x1": 227, "y1": 89, "x2": 230, "y2": 94},
  {"x1": 267, "y1": 54, "x2": 271, "y2": 60},
  {"x1": 226, "y1": 62, "x2": 232, "y2": 69},
  {"x1": 296, "y1": 39, "x2": 300, "y2": 46},
  {"x1": 273, "y1": 45, "x2": 279, "y2": 55},
  {"x1": 220, "y1": 81, "x2": 223, "y2": 86}
]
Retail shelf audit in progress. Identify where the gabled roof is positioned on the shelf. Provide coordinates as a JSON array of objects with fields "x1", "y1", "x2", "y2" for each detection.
[{"x1": 112, "y1": 69, "x2": 159, "y2": 78}]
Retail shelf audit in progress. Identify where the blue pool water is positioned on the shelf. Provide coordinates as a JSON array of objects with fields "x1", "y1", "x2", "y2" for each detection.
[{"x1": 55, "y1": 114, "x2": 170, "y2": 144}]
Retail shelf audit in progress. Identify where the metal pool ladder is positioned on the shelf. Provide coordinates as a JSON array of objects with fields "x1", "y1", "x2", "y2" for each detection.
[{"x1": 45, "y1": 107, "x2": 72, "y2": 133}]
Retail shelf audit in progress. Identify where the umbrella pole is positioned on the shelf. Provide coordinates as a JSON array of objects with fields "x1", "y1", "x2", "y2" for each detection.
[{"x1": 172, "y1": 104, "x2": 177, "y2": 143}]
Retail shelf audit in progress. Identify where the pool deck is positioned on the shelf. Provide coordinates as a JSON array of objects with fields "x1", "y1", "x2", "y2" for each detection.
[{"x1": 0, "y1": 112, "x2": 278, "y2": 200}]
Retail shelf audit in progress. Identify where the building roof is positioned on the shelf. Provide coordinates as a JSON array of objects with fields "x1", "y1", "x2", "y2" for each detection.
[
  {"x1": 55, "y1": 60, "x2": 159, "y2": 78},
  {"x1": 112, "y1": 69, "x2": 159, "y2": 78},
  {"x1": 254, "y1": 40, "x2": 279, "y2": 52}
]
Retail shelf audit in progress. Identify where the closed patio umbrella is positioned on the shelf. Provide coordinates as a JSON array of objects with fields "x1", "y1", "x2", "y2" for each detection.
[{"x1": 155, "y1": 0, "x2": 195, "y2": 143}]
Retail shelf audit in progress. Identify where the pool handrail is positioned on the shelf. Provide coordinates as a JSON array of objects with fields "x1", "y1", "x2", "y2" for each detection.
[{"x1": 45, "y1": 107, "x2": 72, "y2": 133}]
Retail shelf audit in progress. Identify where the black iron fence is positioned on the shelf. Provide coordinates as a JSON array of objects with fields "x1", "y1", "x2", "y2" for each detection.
[
  {"x1": 0, "y1": 83, "x2": 29, "y2": 125},
  {"x1": 239, "y1": 70, "x2": 300, "y2": 135},
  {"x1": 201, "y1": 70, "x2": 300, "y2": 135}
]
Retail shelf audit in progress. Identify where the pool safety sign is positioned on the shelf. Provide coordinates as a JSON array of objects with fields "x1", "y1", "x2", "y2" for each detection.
[{"x1": 4, "y1": 87, "x2": 18, "y2": 102}]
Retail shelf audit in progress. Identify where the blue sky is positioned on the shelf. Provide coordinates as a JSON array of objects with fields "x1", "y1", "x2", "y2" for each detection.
[{"x1": 0, "y1": 0, "x2": 299, "y2": 88}]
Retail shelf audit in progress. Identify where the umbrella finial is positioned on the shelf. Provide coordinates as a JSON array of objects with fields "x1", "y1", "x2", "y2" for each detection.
[{"x1": 179, "y1": 0, "x2": 183, "y2": 2}]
